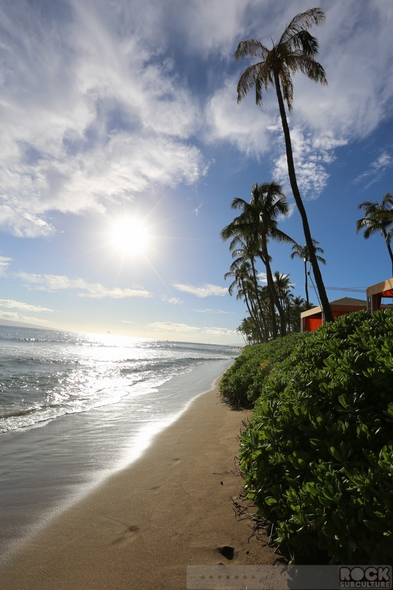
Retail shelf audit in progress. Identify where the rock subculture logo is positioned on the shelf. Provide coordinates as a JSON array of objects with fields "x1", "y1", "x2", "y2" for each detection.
[{"x1": 339, "y1": 566, "x2": 392, "y2": 588}]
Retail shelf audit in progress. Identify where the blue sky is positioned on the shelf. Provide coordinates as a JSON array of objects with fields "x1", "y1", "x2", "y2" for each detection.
[{"x1": 1, "y1": 0, "x2": 393, "y2": 344}]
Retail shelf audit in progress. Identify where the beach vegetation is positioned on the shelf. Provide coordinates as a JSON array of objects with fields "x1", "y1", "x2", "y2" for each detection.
[
  {"x1": 235, "y1": 8, "x2": 332, "y2": 323},
  {"x1": 237, "y1": 310, "x2": 393, "y2": 564},
  {"x1": 219, "y1": 331, "x2": 308, "y2": 409}
]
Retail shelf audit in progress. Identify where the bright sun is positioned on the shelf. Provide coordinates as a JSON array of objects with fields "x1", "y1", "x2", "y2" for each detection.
[{"x1": 111, "y1": 218, "x2": 149, "y2": 255}]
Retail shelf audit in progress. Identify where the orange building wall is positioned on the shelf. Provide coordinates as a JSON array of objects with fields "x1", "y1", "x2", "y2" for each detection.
[{"x1": 303, "y1": 305, "x2": 367, "y2": 332}]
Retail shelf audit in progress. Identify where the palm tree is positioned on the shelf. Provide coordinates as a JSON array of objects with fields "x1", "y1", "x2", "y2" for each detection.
[
  {"x1": 357, "y1": 194, "x2": 393, "y2": 276},
  {"x1": 288, "y1": 295, "x2": 307, "y2": 332},
  {"x1": 273, "y1": 271, "x2": 294, "y2": 333},
  {"x1": 221, "y1": 181, "x2": 294, "y2": 338},
  {"x1": 235, "y1": 8, "x2": 333, "y2": 323},
  {"x1": 224, "y1": 233, "x2": 268, "y2": 334},
  {"x1": 291, "y1": 239, "x2": 326, "y2": 306},
  {"x1": 224, "y1": 257, "x2": 266, "y2": 342}
]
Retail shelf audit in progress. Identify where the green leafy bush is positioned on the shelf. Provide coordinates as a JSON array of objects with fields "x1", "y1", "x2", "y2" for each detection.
[
  {"x1": 239, "y1": 310, "x2": 393, "y2": 564},
  {"x1": 220, "y1": 333, "x2": 309, "y2": 408}
]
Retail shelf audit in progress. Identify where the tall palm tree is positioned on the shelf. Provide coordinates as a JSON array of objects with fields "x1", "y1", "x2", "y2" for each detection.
[
  {"x1": 221, "y1": 181, "x2": 294, "y2": 338},
  {"x1": 235, "y1": 8, "x2": 333, "y2": 322},
  {"x1": 357, "y1": 193, "x2": 393, "y2": 276},
  {"x1": 291, "y1": 239, "x2": 326, "y2": 306}
]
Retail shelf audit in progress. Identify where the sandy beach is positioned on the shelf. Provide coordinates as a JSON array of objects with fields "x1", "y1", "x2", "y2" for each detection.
[{"x1": 0, "y1": 380, "x2": 280, "y2": 590}]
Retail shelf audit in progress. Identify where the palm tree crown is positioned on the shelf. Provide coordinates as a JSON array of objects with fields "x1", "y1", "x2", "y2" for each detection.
[
  {"x1": 357, "y1": 193, "x2": 393, "y2": 276},
  {"x1": 235, "y1": 8, "x2": 333, "y2": 323},
  {"x1": 236, "y1": 8, "x2": 327, "y2": 110},
  {"x1": 291, "y1": 239, "x2": 326, "y2": 306}
]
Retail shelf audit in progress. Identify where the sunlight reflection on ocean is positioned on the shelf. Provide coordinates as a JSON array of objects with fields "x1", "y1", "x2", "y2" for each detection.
[{"x1": 0, "y1": 326, "x2": 238, "y2": 435}]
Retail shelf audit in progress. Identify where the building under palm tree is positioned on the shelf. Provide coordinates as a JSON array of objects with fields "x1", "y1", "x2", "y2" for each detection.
[
  {"x1": 366, "y1": 277, "x2": 393, "y2": 312},
  {"x1": 301, "y1": 278, "x2": 393, "y2": 331},
  {"x1": 300, "y1": 297, "x2": 368, "y2": 332}
]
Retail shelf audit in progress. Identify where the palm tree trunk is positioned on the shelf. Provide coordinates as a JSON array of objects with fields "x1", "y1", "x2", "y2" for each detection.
[
  {"x1": 382, "y1": 229, "x2": 393, "y2": 277},
  {"x1": 274, "y1": 73, "x2": 333, "y2": 323},
  {"x1": 304, "y1": 259, "x2": 309, "y2": 307}
]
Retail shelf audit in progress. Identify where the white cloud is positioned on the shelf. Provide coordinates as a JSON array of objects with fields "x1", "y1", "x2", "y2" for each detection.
[
  {"x1": 202, "y1": 326, "x2": 236, "y2": 336},
  {"x1": 0, "y1": 311, "x2": 51, "y2": 326},
  {"x1": 193, "y1": 203, "x2": 203, "y2": 216},
  {"x1": 205, "y1": 77, "x2": 274, "y2": 157},
  {"x1": 149, "y1": 321, "x2": 199, "y2": 334},
  {"x1": 162, "y1": 296, "x2": 182, "y2": 305},
  {"x1": 193, "y1": 308, "x2": 230, "y2": 314},
  {"x1": 271, "y1": 126, "x2": 347, "y2": 199},
  {"x1": 17, "y1": 272, "x2": 151, "y2": 299},
  {"x1": 172, "y1": 283, "x2": 227, "y2": 298},
  {"x1": 354, "y1": 151, "x2": 393, "y2": 188},
  {"x1": 0, "y1": 299, "x2": 53, "y2": 312},
  {"x1": 149, "y1": 321, "x2": 236, "y2": 337},
  {"x1": 206, "y1": 0, "x2": 393, "y2": 198},
  {"x1": 0, "y1": 256, "x2": 12, "y2": 276},
  {"x1": 3, "y1": 0, "x2": 393, "y2": 236},
  {"x1": 0, "y1": 0, "x2": 204, "y2": 237}
]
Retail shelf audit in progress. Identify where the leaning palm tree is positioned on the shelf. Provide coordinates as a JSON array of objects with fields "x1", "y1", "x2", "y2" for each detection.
[
  {"x1": 291, "y1": 239, "x2": 326, "y2": 306},
  {"x1": 357, "y1": 193, "x2": 393, "y2": 276},
  {"x1": 235, "y1": 7, "x2": 333, "y2": 322}
]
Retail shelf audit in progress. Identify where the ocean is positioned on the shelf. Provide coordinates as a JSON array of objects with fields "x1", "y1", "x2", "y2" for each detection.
[{"x1": 0, "y1": 325, "x2": 237, "y2": 558}]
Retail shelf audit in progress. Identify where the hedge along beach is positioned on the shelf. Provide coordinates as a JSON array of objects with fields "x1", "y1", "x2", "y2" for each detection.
[{"x1": 0, "y1": 326, "x2": 277, "y2": 589}]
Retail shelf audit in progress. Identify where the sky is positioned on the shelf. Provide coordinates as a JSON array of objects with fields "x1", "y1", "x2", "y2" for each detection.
[{"x1": 1, "y1": 0, "x2": 393, "y2": 345}]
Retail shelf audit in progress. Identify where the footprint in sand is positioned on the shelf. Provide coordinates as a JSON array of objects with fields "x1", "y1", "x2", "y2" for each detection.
[{"x1": 109, "y1": 522, "x2": 140, "y2": 546}]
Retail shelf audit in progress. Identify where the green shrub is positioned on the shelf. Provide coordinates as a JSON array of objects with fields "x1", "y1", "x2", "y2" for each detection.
[
  {"x1": 220, "y1": 333, "x2": 309, "y2": 408},
  {"x1": 239, "y1": 310, "x2": 393, "y2": 564}
]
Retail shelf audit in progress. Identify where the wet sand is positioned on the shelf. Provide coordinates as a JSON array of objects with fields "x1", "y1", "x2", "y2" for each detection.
[{"x1": 0, "y1": 381, "x2": 279, "y2": 590}]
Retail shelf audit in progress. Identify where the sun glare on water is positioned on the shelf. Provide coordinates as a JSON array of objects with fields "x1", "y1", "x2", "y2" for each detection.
[{"x1": 111, "y1": 218, "x2": 149, "y2": 256}]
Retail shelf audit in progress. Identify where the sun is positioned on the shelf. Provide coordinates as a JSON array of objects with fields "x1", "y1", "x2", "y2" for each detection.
[{"x1": 110, "y1": 218, "x2": 149, "y2": 255}]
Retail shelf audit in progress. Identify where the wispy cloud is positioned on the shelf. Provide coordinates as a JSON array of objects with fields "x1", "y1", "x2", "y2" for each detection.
[
  {"x1": 162, "y1": 296, "x2": 182, "y2": 305},
  {"x1": 0, "y1": 256, "x2": 12, "y2": 276},
  {"x1": 172, "y1": 283, "x2": 227, "y2": 298},
  {"x1": 192, "y1": 308, "x2": 230, "y2": 314},
  {"x1": 17, "y1": 272, "x2": 151, "y2": 299},
  {"x1": 149, "y1": 321, "x2": 199, "y2": 334},
  {"x1": 149, "y1": 321, "x2": 236, "y2": 337},
  {"x1": 2, "y1": 0, "x2": 393, "y2": 236},
  {"x1": 0, "y1": 299, "x2": 53, "y2": 312},
  {"x1": 206, "y1": 0, "x2": 393, "y2": 197},
  {"x1": 271, "y1": 126, "x2": 347, "y2": 199},
  {"x1": 354, "y1": 151, "x2": 393, "y2": 188},
  {"x1": 193, "y1": 203, "x2": 203, "y2": 216},
  {"x1": 0, "y1": 311, "x2": 51, "y2": 326},
  {"x1": 0, "y1": 1, "x2": 204, "y2": 237}
]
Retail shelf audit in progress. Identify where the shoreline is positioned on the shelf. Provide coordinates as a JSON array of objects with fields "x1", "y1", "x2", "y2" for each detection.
[
  {"x1": 0, "y1": 360, "x2": 232, "y2": 559},
  {"x1": 0, "y1": 380, "x2": 279, "y2": 590}
]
